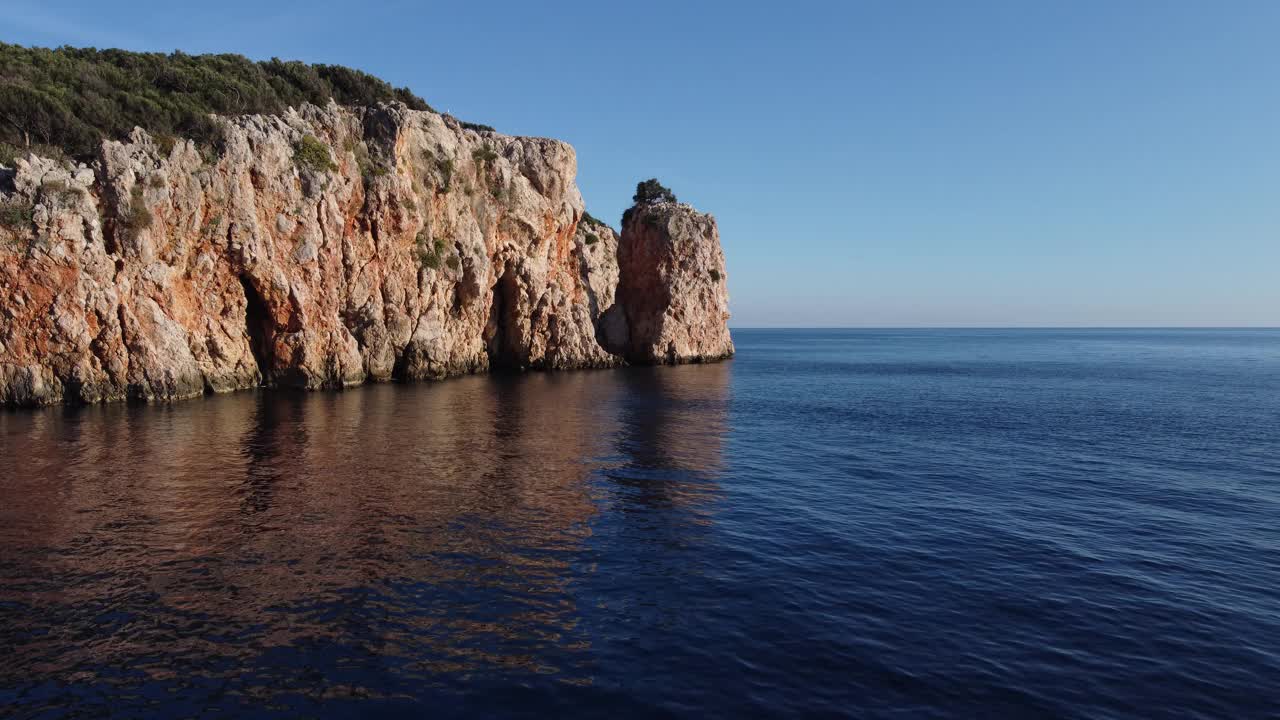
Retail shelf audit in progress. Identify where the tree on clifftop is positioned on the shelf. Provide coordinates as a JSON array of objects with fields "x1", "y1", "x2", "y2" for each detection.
[
  {"x1": 622, "y1": 178, "x2": 678, "y2": 227},
  {"x1": 632, "y1": 178, "x2": 677, "y2": 206}
]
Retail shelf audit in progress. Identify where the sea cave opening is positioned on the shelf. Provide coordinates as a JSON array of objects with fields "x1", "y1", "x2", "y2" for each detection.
[
  {"x1": 239, "y1": 275, "x2": 274, "y2": 385},
  {"x1": 485, "y1": 269, "x2": 523, "y2": 372}
]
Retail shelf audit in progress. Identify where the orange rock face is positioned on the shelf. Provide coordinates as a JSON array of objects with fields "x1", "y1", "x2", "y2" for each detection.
[
  {"x1": 0, "y1": 103, "x2": 731, "y2": 406},
  {"x1": 607, "y1": 203, "x2": 734, "y2": 364}
]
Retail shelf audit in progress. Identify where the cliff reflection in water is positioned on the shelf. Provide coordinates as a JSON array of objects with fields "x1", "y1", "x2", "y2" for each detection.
[{"x1": 0, "y1": 363, "x2": 730, "y2": 713}]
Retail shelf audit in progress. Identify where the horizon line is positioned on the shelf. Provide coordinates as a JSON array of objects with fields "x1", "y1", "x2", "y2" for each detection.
[{"x1": 728, "y1": 325, "x2": 1280, "y2": 330}]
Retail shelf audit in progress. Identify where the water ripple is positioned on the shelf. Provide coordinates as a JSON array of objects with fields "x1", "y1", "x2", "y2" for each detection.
[{"x1": 1, "y1": 330, "x2": 1278, "y2": 718}]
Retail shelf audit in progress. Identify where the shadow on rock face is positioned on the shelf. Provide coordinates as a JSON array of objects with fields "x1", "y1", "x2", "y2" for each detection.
[
  {"x1": 484, "y1": 267, "x2": 524, "y2": 372},
  {"x1": 239, "y1": 275, "x2": 274, "y2": 386}
]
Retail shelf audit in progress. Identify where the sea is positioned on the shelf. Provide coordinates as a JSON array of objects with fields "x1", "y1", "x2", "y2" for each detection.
[{"x1": 1, "y1": 329, "x2": 1277, "y2": 719}]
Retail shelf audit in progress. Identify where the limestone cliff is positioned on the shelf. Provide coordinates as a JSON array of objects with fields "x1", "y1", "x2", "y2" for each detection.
[
  {"x1": 604, "y1": 202, "x2": 734, "y2": 364},
  {"x1": 0, "y1": 102, "x2": 731, "y2": 406}
]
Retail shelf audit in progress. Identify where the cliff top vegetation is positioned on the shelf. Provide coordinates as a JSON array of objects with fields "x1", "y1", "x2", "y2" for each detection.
[
  {"x1": 622, "y1": 178, "x2": 678, "y2": 226},
  {"x1": 0, "y1": 42, "x2": 437, "y2": 163},
  {"x1": 632, "y1": 178, "x2": 677, "y2": 206}
]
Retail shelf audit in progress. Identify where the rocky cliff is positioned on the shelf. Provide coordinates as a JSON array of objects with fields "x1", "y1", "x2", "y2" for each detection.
[
  {"x1": 605, "y1": 202, "x2": 734, "y2": 363},
  {"x1": 0, "y1": 102, "x2": 732, "y2": 406}
]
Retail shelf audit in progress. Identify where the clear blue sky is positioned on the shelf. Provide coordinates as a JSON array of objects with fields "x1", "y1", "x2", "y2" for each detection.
[{"x1": 7, "y1": 0, "x2": 1278, "y2": 326}]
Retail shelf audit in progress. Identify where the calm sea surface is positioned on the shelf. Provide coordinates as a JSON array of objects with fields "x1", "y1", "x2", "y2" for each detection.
[{"x1": 1, "y1": 329, "x2": 1278, "y2": 719}]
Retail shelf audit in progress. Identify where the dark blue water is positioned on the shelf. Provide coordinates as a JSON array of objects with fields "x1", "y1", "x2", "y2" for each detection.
[{"x1": 2, "y1": 329, "x2": 1278, "y2": 719}]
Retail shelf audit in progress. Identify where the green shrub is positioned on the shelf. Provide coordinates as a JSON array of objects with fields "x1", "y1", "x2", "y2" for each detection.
[
  {"x1": 0, "y1": 142, "x2": 70, "y2": 167},
  {"x1": 581, "y1": 210, "x2": 603, "y2": 227},
  {"x1": 0, "y1": 143, "x2": 19, "y2": 167},
  {"x1": 0, "y1": 201, "x2": 34, "y2": 230},
  {"x1": 0, "y1": 42, "x2": 437, "y2": 161},
  {"x1": 461, "y1": 121, "x2": 496, "y2": 133},
  {"x1": 294, "y1": 135, "x2": 336, "y2": 173},
  {"x1": 445, "y1": 254, "x2": 461, "y2": 271},
  {"x1": 622, "y1": 179, "x2": 678, "y2": 226},
  {"x1": 584, "y1": 232, "x2": 599, "y2": 246},
  {"x1": 435, "y1": 157, "x2": 454, "y2": 192},
  {"x1": 367, "y1": 164, "x2": 390, "y2": 179},
  {"x1": 202, "y1": 213, "x2": 223, "y2": 237},
  {"x1": 415, "y1": 230, "x2": 449, "y2": 270},
  {"x1": 472, "y1": 144, "x2": 499, "y2": 168},
  {"x1": 155, "y1": 133, "x2": 177, "y2": 154},
  {"x1": 633, "y1": 178, "x2": 677, "y2": 206},
  {"x1": 345, "y1": 137, "x2": 390, "y2": 182},
  {"x1": 709, "y1": 268, "x2": 721, "y2": 282},
  {"x1": 198, "y1": 124, "x2": 227, "y2": 166},
  {"x1": 119, "y1": 185, "x2": 153, "y2": 240},
  {"x1": 40, "y1": 179, "x2": 84, "y2": 204},
  {"x1": 472, "y1": 145, "x2": 504, "y2": 197}
]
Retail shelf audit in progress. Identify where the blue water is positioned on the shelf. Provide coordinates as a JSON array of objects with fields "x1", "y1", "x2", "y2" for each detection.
[{"x1": 1, "y1": 329, "x2": 1278, "y2": 718}]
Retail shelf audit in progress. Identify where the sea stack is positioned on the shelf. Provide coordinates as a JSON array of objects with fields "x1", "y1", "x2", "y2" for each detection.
[{"x1": 602, "y1": 201, "x2": 734, "y2": 364}]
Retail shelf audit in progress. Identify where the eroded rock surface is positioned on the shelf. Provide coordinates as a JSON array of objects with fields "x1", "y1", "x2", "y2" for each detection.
[
  {"x1": 0, "y1": 103, "x2": 731, "y2": 406},
  {"x1": 609, "y1": 202, "x2": 734, "y2": 364}
]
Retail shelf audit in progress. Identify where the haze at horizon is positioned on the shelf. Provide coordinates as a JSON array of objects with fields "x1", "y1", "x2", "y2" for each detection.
[{"x1": 4, "y1": 0, "x2": 1277, "y2": 327}]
